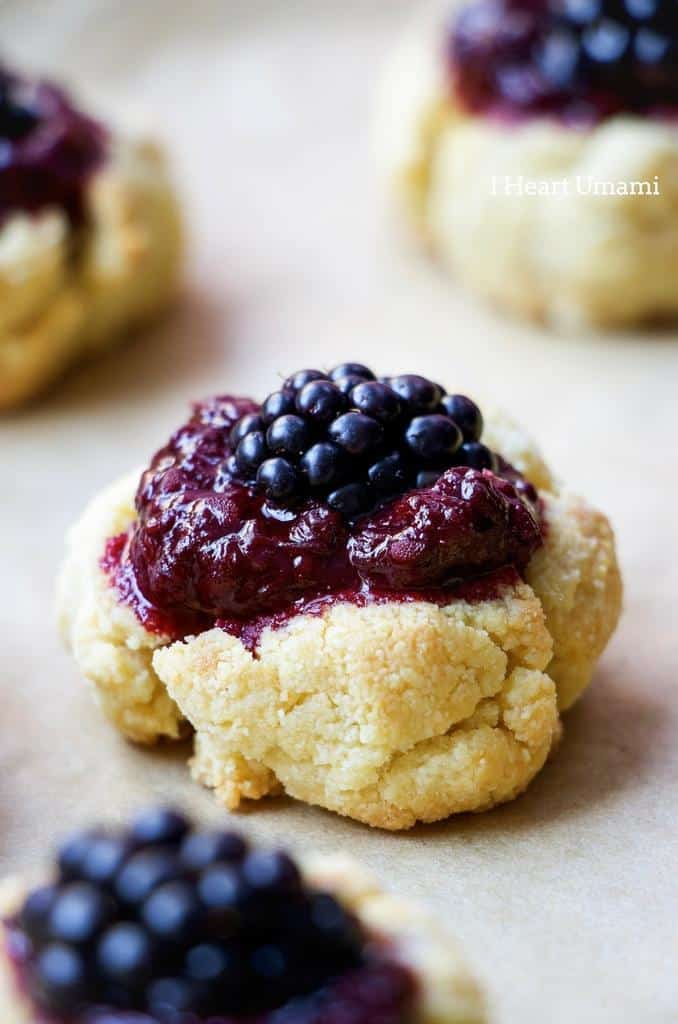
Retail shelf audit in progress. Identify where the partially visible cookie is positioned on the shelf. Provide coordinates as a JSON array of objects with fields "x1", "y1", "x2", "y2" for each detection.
[
  {"x1": 0, "y1": 65, "x2": 182, "y2": 409},
  {"x1": 376, "y1": 1, "x2": 678, "y2": 329},
  {"x1": 0, "y1": 807, "x2": 486, "y2": 1023},
  {"x1": 57, "y1": 368, "x2": 622, "y2": 828}
]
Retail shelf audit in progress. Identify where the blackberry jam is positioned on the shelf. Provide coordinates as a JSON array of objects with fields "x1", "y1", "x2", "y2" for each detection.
[
  {"x1": 4, "y1": 808, "x2": 417, "y2": 1023},
  {"x1": 0, "y1": 65, "x2": 107, "y2": 225},
  {"x1": 449, "y1": 0, "x2": 678, "y2": 123},
  {"x1": 104, "y1": 368, "x2": 543, "y2": 645}
]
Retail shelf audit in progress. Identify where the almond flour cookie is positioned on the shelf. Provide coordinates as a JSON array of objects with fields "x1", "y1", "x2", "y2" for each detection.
[
  {"x1": 375, "y1": 0, "x2": 678, "y2": 329},
  {"x1": 58, "y1": 365, "x2": 622, "y2": 829},
  {"x1": 0, "y1": 806, "x2": 485, "y2": 1023},
  {"x1": 0, "y1": 65, "x2": 182, "y2": 409}
]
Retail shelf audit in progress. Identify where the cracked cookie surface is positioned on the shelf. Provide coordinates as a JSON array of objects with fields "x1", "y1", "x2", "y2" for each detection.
[{"x1": 57, "y1": 411, "x2": 621, "y2": 828}]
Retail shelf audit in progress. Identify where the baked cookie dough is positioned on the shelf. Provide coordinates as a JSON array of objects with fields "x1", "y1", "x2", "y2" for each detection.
[
  {"x1": 0, "y1": 66, "x2": 182, "y2": 409},
  {"x1": 0, "y1": 808, "x2": 485, "y2": 1022},
  {"x1": 58, "y1": 371, "x2": 622, "y2": 829},
  {"x1": 375, "y1": 1, "x2": 678, "y2": 329}
]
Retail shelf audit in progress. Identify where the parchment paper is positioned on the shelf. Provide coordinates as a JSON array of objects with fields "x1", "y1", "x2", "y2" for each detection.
[{"x1": 0, "y1": 2, "x2": 676, "y2": 1021}]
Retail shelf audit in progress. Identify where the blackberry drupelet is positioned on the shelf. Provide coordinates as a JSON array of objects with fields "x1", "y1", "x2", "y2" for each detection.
[
  {"x1": 227, "y1": 364, "x2": 495, "y2": 519},
  {"x1": 8, "y1": 807, "x2": 415, "y2": 1023},
  {"x1": 450, "y1": 0, "x2": 678, "y2": 120}
]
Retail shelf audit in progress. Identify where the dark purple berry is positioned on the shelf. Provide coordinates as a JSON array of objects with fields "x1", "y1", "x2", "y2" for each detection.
[
  {"x1": 34, "y1": 943, "x2": 88, "y2": 1013},
  {"x1": 296, "y1": 380, "x2": 347, "y2": 423},
  {"x1": 57, "y1": 829, "x2": 104, "y2": 881},
  {"x1": 582, "y1": 19, "x2": 631, "y2": 63},
  {"x1": 266, "y1": 414, "x2": 313, "y2": 457},
  {"x1": 333, "y1": 373, "x2": 369, "y2": 396},
  {"x1": 147, "y1": 976, "x2": 205, "y2": 1016},
  {"x1": 251, "y1": 943, "x2": 289, "y2": 981},
  {"x1": 20, "y1": 885, "x2": 58, "y2": 943},
  {"x1": 256, "y1": 458, "x2": 300, "y2": 501},
  {"x1": 198, "y1": 863, "x2": 252, "y2": 916},
  {"x1": 327, "y1": 483, "x2": 371, "y2": 519},
  {"x1": 459, "y1": 441, "x2": 497, "y2": 471},
  {"x1": 283, "y1": 369, "x2": 327, "y2": 391},
  {"x1": 230, "y1": 413, "x2": 264, "y2": 447},
  {"x1": 405, "y1": 415, "x2": 462, "y2": 461},
  {"x1": 301, "y1": 442, "x2": 345, "y2": 489},
  {"x1": 97, "y1": 922, "x2": 156, "y2": 989},
  {"x1": 141, "y1": 880, "x2": 204, "y2": 943},
  {"x1": 48, "y1": 883, "x2": 115, "y2": 945},
  {"x1": 79, "y1": 835, "x2": 132, "y2": 886},
  {"x1": 241, "y1": 851, "x2": 301, "y2": 893},
  {"x1": 185, "y1": 942, "x2": 242, "y2": 985},
  {"x1": 179, "y1": 831, "x2": 248, "y2": 873},
  {"x1": 115, "y1": 848, "x2": 183, "y2": 906},
  {"x1": 440, "y1": 394, "x2": 484, "y2": 442},
  {"x1": 130, "y1": 808, "x2": 190, "y2": 848},
  {"x1": 261, "y1": 389, "x2": 296, "y2": 424},
  {"x1": 235, "y1": 431, "x2": 268, "y2": 476},
  {"x1": 328, "y1": 363, "x2": 375, "y2": 382},
  {"x1": 367, "y1": 453, "x2": 408, "y2": 496},
  {"x1": 389, "y1": 375, "x2": 443, "y2": 412},
  {"x1": 416, "y1": 469, "x2": 443, "y2": 489},
  {"x1": 328, "y1": 412, "x2": 383, "y2": 457},
  {"x1": 350, "y1": 381, "x2": 402, "y2": 423}
]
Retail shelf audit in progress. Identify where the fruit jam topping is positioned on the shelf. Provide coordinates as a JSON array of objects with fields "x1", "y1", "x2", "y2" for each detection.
[
  {"x1": 449, "y1": 0, "x2": 678, "y2": 123},
  {"x1": 107, "y1": 368, "x2": 542, "y2": 642},
  {"x1": 5, "y1": 808, "x2": 416, "y2": 1023},
  {"x1": 0, "y1": 66, "x2": 107, "y2": 225}
]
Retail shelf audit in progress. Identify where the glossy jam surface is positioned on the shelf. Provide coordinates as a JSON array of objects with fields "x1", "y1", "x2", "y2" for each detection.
[
  {"x1": 4, "y1": 924, "x2": 416, "y2": 1024},
  {"x1": 0, "y1": 66, "x2": 107, "y2": 225},
  {"x1": 107, "y1": 395, "x2": 542, "y2": 644},
  {"x1": 449, "y1": 0, "x2": 678, "y2": 124}
]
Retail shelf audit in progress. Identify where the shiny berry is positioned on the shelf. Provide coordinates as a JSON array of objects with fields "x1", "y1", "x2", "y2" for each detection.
[
  {"x1": 115, "y1": 848, "x2": 183, "y2": 906},
  {"x1": 147, "y1": 976, "x2": 205, "y2": 1016},
  {"x1": 198, "y1": 863, "x2": 251, "y2": 916},
  {"x1": 405, "y1": 415, "x2": 462, "y2": 461},
  {"x1": 130, "y1": 808, "x2": 190, "y2": 848},
  {"x1": 416, "y1": 469, "x2": 443, "y2": 489},
  {"x1": 57, "y1": 829, "x2": 103, "y2": 881},
  {"x1": 296, "y1": 380, "x2": 347, "y2": 423},
  {"x1": 389, "y1": 375, "x2": 442, "y2": 412},
  {"x1": 242, "y1": 851, "x2": 301, "y2": 892},
  {"x1": 440, "y1": 394, "x2": 484, "y2": 441},
  {"x1": 261, "y1": 389, "x2": 296, "y2": 424},
  {"x1": 185, "y1": 942, "x2": 242, "y2": 985},
  {"x1": 230, "y1": 413, "x2": 264, "y2": 447},
  {"x1": 235, "y1": 431, "x2": 268, "y2": 476},
  {"x1": 582, "y1": 19, "x2": 631, "y2": 63},
  {"x1": 283, "y1": 369, "x2": 327, "y2": 391},
  {"x1": 367, "y1": 453, "x2": 408, "y2": 496},
  {"x1": 459, "y1": 441, "x2": 497, "y2": 471},
  {"x1": 266, "y1": 414, "x2": 313, "y2": 456},
  {"x1": 333, "y1": 373, "x2": 368, "y2": 396},
  {"x1": 328, "y1": 363, "x2": 375, "y2": 382},
  {"x1": 34, "y1": 943, "x2": 88, "y2": 1013},
  {"x1": 97, "y1": 922, "x2": 155, "y2": 989},
  {"x1": 142, "y1": 880, "x2": 204, "y2": 942},
  {"x1": 48, "y1": 883, "x2": 114, "y2": 945},
  {"x1": 350, "y1": 381, "x2": 402, "y2": 423},
  {"x1": 301, "y1": 442, "x2": 345, "y2": 489},
  {"x1": 327, "y1": 482, "x2": 371, "y2": 519},
  {"x1": 79, "y1": 835, "x2": 132, "y2": 886},
  {"x1": 19, "y1": 885, "x2": 58, "y2": 943},
  {"x1": 179, "y1": 831, "x2": 248, "y2": 873},
  {"x1": 328, "y1": 412, "x2": 383, "y2": 457},
  {"x1": 256, "y1": 458, "x2": 300, "y2": 501}
]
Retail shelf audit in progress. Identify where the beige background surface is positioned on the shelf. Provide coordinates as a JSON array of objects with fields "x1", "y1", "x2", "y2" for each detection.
[{"x1": 0, "y1": 1, "x2": 676, "y2": 1021}]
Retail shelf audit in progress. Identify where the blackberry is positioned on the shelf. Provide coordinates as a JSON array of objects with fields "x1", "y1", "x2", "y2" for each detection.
[
  {"x1": 450, "y1": 0, "x2": 678, "y2": 119},
  {"x1": 226, "y1": 365, "x2": 500, "y2": 519},
  {"x1": 13, "y1": 807, "x2": 370, "y2": 1020}
]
